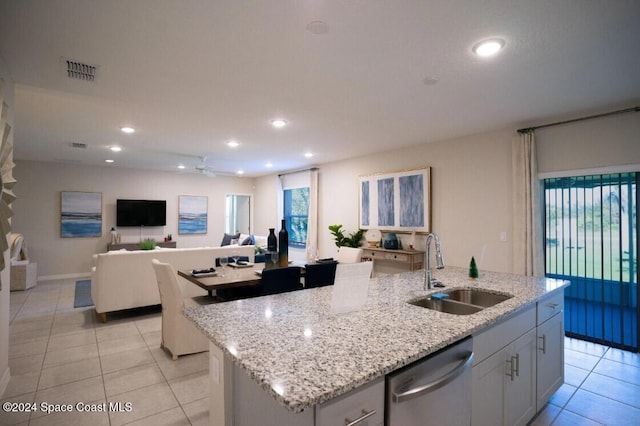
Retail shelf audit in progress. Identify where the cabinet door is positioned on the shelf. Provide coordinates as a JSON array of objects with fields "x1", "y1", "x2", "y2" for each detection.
[
  {"x1": 316, "y1": 377, "x2": 384, "y2": 426},
  {"x1": 472, "y1": 346, "x2": 509, "y2": 426},
  {"x1": 505, "y1": 328, "x2": 537, "y2": 426},
  {"x1": 537, "y1": 313, "x2": 564, "y2": 409}
]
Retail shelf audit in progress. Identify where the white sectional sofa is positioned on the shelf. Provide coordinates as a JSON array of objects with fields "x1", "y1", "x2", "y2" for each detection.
[{"x1": 91, "y1": 245, "x2": 255, "y2": 322}]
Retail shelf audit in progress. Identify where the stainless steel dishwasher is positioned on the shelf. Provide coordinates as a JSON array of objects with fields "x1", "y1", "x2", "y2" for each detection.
[{"x1": 386, "y1": 337, "x2": 473, "y2": 425}]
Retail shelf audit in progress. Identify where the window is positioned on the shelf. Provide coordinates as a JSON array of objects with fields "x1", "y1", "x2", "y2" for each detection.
[
  {"x1": 283, "y1": 187, "x2": 309, "y2": 248},
  {"x1": 544, "y1": 172, "x2": 638, "y2": 351}
]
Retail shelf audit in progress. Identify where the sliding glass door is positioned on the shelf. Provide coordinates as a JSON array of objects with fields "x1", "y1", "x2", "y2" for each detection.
[{"x1": 544, "y1": 172, "x2": 638, "y2": 351}]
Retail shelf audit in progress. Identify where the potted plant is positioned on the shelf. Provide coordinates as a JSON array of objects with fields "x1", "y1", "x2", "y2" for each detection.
[
  {"x1": 139, "y1": 238, "x2": 157, "y2": 250},
  {"x1": 328, "y1": 224, "x2": 364, "y2": 248}
]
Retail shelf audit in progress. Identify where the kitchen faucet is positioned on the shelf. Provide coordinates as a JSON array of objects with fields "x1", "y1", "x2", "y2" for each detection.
[{"x1": 424, "y1": 233, "x2": 445, "y2": 290}]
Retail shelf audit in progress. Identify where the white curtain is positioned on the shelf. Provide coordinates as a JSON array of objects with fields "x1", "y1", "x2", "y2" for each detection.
[
  {"x1": 512, "y1": 131, "x2": 544, "y2": 277},
  {"x1": 306, "y1": 169, "x2": 319, "y2": 260}
]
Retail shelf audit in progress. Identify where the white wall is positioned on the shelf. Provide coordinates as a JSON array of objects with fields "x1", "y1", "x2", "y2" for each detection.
[
  {"x1": 12, "y1": 161, "x2": 256, "y2": 278},
  {"x1": 0, "y1": 54, "x2": 14, "y2": 398},
  {"x1": 256, "y1": 128, "x2": 515, "y2": 273},
  {"x1": 536, "y1": 109, "x2": 640, "y2": 175},
  {"x1": 254, "y1": 108, "x2": 640, "y2": 275}
]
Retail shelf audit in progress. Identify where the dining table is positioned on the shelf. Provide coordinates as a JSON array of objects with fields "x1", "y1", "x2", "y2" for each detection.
[{"x1": 178, "y1": 263, "x2": 263, "y2": 297}]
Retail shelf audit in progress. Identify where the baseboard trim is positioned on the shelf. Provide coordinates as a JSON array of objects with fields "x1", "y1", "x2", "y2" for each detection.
[
  {"x1": 38, "y1": 272, "x2": 91, "y2": 282},
  {"x1": 0, "y1": 366, "x2": 10, "y2": 398}
]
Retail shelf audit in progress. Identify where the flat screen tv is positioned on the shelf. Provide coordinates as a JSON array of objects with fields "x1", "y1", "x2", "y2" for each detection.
[{"x1": 116, "y1": 199, "x2": 166, "y2": 227}]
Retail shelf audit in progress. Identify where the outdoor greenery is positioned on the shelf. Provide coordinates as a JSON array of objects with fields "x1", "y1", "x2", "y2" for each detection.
[
  {"x1": 544, "y1": 174, "x2": 637, "y2": 283},
  {"x1": 284, "y1": 187, "x2": 310, "y2": 248},
  {"x1": 328, "y1": 224, "x2": 364, "y2": 248}
]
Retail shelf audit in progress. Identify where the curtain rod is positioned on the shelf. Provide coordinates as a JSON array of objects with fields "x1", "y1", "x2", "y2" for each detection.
[
  {"x1": 278, "y1": 167, "x2": 319, "y2": 177},
  {"x1": 517, "y1": 106, "x2": 640, "y2": 134}
]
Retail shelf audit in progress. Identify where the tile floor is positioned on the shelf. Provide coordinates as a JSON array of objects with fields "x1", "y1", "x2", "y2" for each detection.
[
  {"x1": 3, "y1": 279, "x2": 640, "y2": 425},
  {"x1": 530, "y1": 338, "x2": 640, "y2": 425},
  {"x1": 2, "y1": 278, "x2": 209, "y2": 425}
]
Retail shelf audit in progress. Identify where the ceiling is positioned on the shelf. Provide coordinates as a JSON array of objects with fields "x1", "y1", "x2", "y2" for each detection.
[{"x1": 1, "y1": 1, "x2": 639, "y2": 177}]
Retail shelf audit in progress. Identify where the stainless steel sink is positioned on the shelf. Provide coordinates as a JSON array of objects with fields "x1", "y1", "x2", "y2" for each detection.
[
  {"x1": 408, "y1": 298, "x2": 483, "y2": 315},
  {"x1": 444, "y1": 289, "x2": 512, "y2": 307},
  {"x1": 407, "y1": 288, "x2": 512, "y2": 315}
]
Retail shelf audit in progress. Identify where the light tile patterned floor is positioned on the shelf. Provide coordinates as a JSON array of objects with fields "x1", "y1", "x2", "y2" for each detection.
[
  {"x1": 3, "y1": 279, "x2": 640, "y2": 425},
  {"x1": 530, "y1": 338, "x2": 640, "y2": 425},
  {"x1": 2, "y1": 279, "x2": 208, "y2": 425}
]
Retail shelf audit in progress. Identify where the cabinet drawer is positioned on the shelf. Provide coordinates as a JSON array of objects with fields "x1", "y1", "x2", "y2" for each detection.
[
  {"x1": 384, "y1": 252, "x2": 408, "y2": 262},
  {"x1": 316, "y1": 377, "x2": 384, "y2": 426},
  {"x1": 473, "y1": 306, "x2": 536, "y2": 365},
  {"x1": 537, "y1": 291, "x2": 564, "y2": 325}
]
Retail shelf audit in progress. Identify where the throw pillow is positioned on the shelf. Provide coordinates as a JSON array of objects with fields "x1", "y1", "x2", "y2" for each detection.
[
  {"x1": 221, "y1": 232, "x2": 240, "y2": 246},
  {"x1": 241, "y1": 235, "x2": 253, "y2": 245}
]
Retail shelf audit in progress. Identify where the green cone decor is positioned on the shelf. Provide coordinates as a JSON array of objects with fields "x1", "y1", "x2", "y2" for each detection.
[{"x1": 469, "y1": 256, "x2": 479, "y2": 279}]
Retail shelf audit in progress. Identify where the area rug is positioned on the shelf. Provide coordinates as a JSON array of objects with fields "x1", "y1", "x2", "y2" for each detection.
[{"x1": 74, "y1": 279, "x2": 94, "y2": 308}]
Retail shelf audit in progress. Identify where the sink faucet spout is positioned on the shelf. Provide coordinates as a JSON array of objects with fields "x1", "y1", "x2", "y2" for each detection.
[{"x1": 425, "y1": 233, "x2": 445, "y2": 290}]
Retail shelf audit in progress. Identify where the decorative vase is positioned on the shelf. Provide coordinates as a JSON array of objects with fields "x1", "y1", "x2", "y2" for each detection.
[
  {"x1": 383, "y1": 233, "x2": 398, "y2": 250},
  {"x1": 267, "y1": 228, "x2": 277, "y2": 252},
  {"x1": 278, "y1": 219, "x2": 288, "y2": 267}
]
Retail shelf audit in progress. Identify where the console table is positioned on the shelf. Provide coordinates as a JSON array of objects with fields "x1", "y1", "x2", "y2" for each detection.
[
  {"x1": 107, "y1": 241, "x2": 177, "y2": 251},
  {"x1": 361, "y1": 247, "x2": 425, "y2": 271}
]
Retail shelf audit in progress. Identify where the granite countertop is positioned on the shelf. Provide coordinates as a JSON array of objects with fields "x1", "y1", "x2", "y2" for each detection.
[{"x1": 184, "y1": 266, "x2": 568, "y2": 413}]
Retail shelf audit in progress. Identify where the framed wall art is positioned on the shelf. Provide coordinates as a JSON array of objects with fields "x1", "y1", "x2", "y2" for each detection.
[
  {"x1": 179, "y1": 195, "x2": 208, "y2": 234},
  {"x1": 358, "y1": 166, "x2": 431, "y2": 233},
  {"x1": 60, "y1": 191, "x2": 102, "y2": 237}
]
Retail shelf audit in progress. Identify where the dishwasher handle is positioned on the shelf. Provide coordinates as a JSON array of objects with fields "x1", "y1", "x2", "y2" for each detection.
[{"x1": 391, "y1": 351, "x2": 474, "y2": 404}]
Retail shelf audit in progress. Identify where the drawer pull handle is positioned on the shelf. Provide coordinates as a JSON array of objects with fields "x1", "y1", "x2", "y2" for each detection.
[
  {"x1": 345, "y1": 409, "x2": 376, "y2": 426},
  {"x1": 506, "y1": 353, "x2": 519, "y2": 381},
  {"x1": 545, "y1": 302, "x2": 559, "y2": 310},
  {"x1": 538, "y1": 334, "x2": 547, "y2": 354}
]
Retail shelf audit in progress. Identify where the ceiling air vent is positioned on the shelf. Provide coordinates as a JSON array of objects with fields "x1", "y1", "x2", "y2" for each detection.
[
  {"x1": 70, "y1": 142, "x2": 87, "y2": 149},
  {"x1": 63, "y1": 58, "x2": 98, "y2": 82}
]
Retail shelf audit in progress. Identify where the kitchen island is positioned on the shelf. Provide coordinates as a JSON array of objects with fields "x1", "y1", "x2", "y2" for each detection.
[{"x1": 184, "y1": 266, "x2": 568, "y2": 425}]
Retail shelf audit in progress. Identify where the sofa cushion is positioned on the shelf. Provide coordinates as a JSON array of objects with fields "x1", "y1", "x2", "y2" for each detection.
[{"x1": 221, "y1": 232, "x2": 240, "y2": 246}]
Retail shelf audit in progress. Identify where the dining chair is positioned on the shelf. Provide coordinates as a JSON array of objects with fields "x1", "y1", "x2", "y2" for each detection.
[
  {"x1": 151, "y1": 259, "x2": 209, "y2": 360},
  {"x1": 260, "y1": 266, "x2": 304, "y2": 296},
  {"x1": 304, "y1": 261, "x2": 338, "y2": 288},
  {"x1": 336, "y1": 246, "x2": 364, "y2": 263}
]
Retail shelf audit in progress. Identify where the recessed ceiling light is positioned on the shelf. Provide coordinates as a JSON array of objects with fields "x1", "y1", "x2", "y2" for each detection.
[
  {"x1": 306, "y1": 21, "x2": 330, "y2": 35},
  {"x1": 177, "y1": 165, "x2": 185, "y2": 169},
  {"x1": 472, "y1": 38, "x2": 505, "y2": 57},
  {"x1": 105, "y1": 159, "x2": 114, "y2": 163},
  {"x1": 271, "y1": 119, "x2": 287, "y2": 128},
  {"x1": 265, "y1": 162, "x2": 273, "y2": 168},
  {"x1": 236, "y1": 170, "x2": 244, "y2": 175},
  {"x1": 110, "y1": 146, "x2": 122, "y2": 152},
  {"x1": 304, "y1": 152, "x2": 313, "y2": 158},
  {"x1": 120, "y1": 126, "x2": 135, "y2": 134},
  {"x1": 226, "y1": 140, "x2": 239, "y2": 148}
]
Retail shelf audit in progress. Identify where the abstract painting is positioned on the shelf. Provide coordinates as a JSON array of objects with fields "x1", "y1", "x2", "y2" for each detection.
[
  {"x1": 358, "y1": 167, "x2": 430, "y2": 232},
  {"x1": 179, "y1": 195, "x2": 207, "y2": 234},
  {"x1": 61, "y1": 191, "x2": 102, "y2": 237}
]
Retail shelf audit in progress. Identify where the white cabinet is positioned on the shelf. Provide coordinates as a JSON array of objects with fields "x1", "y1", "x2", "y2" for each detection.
[
  {"x1": 472, "y1": 327, "x2": 536, "y2": 426},
  {"x1": 316, "y1": 377, "x2": 384, "y2": 426},
  {"x1": 536, "y1": 292, "x2": 564, "y2": 409},
  {"x1": 471, "y1": 290, "x2": 565, "y2": 426}
]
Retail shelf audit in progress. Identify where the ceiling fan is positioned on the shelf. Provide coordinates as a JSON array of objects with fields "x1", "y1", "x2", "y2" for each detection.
[{"x1": 191, "y1": 156, "x2": 217, "y2": 177}]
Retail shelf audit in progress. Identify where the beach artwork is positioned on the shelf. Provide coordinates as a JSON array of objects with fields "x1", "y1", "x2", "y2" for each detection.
[
  {"x1": 61, "y1": 191, "x2": 102, "y2": 237},
  {"x1": 179, "y1": 195, "x2": 208, "y2": 234}
]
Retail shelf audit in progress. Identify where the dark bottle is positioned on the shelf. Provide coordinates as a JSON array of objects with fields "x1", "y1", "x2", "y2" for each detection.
[
  {"x1": 266, "y1": 228, "x2": 278, "y2": 269},
  {"x1": 278, "y1": 219, "x2": 288, "y2": 267},
  {"x1": 267, "y1": 228, "x2": 277, "y2": 252}
]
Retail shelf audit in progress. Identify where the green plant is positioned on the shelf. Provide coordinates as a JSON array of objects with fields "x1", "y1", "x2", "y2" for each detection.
[
  {"x1": 328, "y1": 224, "x2": 364, "y2": 248},
  {"x1": 469, "y1": 256, "x2": 479, "y2": 279},
  {"x1": 139, "y1": 238, "x2": 157, "y2": 250}
]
